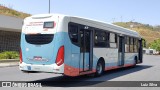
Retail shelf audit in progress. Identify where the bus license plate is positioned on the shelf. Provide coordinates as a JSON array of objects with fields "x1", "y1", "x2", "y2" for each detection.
[{"x1": 27, "y1": 66, "x2": 31, "y2": 70}]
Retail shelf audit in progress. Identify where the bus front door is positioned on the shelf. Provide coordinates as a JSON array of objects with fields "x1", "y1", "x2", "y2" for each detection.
[
  {"x1": 118, "y1": 36, "x2": 125, "y2": 66},
  {"x1": 80, "y1": 29, "x2": 93, "y2": 72}
]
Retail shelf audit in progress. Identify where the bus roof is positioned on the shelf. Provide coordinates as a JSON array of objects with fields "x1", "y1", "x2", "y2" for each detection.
[
  {"x1": 26, "y1": 14, "x2": 141, "y2": 38},
  {"x1": 69, "y1": 16, "x2": 141, "y2": 38}
]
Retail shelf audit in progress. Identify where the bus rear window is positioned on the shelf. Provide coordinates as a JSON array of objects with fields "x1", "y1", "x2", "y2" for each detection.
[
  {"x1": 43, "y1": 22, "x2": 54, "y2": 28},
  {"x1": 25, "y1": 34, "x2": 54, "y2": 45}
]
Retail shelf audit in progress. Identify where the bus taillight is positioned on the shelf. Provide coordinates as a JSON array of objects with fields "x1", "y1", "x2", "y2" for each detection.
[
  {"x1": 56, "y1": 46, "x2": 64, "y2": 66},
  {"x1": 20, "y1": 48, "x2": 23, "y2": 64}
]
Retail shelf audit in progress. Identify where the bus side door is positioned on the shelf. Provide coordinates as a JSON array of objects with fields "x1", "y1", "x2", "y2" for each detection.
[
  {"x1": 118, "y1": 36, "x2": 125, "y2": 66},
  {"x1": 79, "y1": 28, "x2": 93, "y2": 72}
]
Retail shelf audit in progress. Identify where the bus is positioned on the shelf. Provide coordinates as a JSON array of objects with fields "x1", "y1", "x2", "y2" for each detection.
[
  {"x1": 19, "y1": 14, "x2": 143, "y2": 77},
  {"x1": 143, "y1": 48, "x2": 157, "y2": 55}
]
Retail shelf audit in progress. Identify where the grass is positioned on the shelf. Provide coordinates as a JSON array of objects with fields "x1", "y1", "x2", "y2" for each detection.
[
  {"x1": 114, "y1": 22, "x2": 160, "y2": 47},
  {"x1": 131, "y1": 28, "x2": 160, "y2": 44},
  {"x1": 0, "y1": 51, "x2": 19, "y2": 59},
  {"x1": 0, "y1": 5, "x2": 30, "y2": 18}
]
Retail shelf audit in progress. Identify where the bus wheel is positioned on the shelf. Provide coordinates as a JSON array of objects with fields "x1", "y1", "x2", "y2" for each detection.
[
  {"x1": 135, "y1": 56, "x2": 138, "y2": 64},
  {"x1": 133, "y1": 56, "x2": 138, "y2": 67},
  {"x1": 95, "y1": 60, "x2": 104, "y2": 76}
]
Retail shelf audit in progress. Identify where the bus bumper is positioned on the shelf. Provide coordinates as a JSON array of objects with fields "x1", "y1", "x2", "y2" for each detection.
[{"x1": 19, "y1": 62, "x2": 64, "y2": 74}]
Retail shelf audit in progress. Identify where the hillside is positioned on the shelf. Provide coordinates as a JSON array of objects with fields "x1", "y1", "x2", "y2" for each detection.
[
  {"x1": 113, "y1": 22, "x2": 160, "y2": 47},
  {"x1": 0, "y1": 5, "x2": 30, "y2": 18}
]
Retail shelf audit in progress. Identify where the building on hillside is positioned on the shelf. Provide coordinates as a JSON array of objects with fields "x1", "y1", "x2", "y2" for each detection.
[{"x1": 0, "y1": 14, "x2": 23, "y2": 52}]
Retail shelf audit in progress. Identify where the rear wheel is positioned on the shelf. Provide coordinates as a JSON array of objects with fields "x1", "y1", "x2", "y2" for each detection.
[
  {"x1": 133, "y1": 56, "x2": 138, "y2": 67},
  {"x1": 135, "y1": 56, "x2": 138, "y2": 64},
  {"x1": 95, "y1": 60, "x2": 104, "y2": 76}
]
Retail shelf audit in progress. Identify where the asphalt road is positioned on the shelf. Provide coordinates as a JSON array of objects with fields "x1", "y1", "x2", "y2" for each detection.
[{"x1": 0, "y1": 55, "x2": 160, "y2": 90}]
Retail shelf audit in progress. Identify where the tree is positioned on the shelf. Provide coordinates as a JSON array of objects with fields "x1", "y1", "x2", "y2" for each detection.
[
  {"x1": 142, "y1": 38, "x2": 147, "y2": 48},
  {"x1": 149, "y1": 39, "x2": 160, "y2": 54}
]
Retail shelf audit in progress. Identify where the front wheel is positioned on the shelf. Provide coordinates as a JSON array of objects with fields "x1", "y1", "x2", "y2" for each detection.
[{"x1": 95, "y1": 61, "x2": 104, "y2": 76}]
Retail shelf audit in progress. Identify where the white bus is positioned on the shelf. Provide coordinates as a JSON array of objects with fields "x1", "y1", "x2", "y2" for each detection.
[{"x1": 19, "y1": 14, "x2": 143, "y2": 77}]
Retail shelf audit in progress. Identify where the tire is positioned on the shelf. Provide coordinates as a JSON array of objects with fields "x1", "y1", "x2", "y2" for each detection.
[
  {"x1": 95, "y1": 60, "x2": 104, "y2": 76},
  {"x1": 135, "y1": 56, "x2": 138, "y2": 64},
  {"x1": 133, "y1": 56, "x2": 138, "y2": 67}
]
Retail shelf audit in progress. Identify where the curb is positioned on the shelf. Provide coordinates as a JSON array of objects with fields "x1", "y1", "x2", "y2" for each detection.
[
  {"x1": 0, "y1": 59, "x2": 19, "y2": 68},
  {"x1": 0, "y1": 59, "x2": 19, "y2": 63},
  {"x1": 0, "y1": 62, "x2": 19, "y2": 68}
]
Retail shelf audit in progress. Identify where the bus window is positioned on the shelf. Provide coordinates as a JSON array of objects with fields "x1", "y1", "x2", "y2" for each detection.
[
  {"x1": 106, "y1": 32, "x2": 110, "y2": 47},
  {"x1": 110, "y1": 33, "x2": 117, "y2": 48},
  {"x1": 25, "y1": 34, "x2": 54, "y2": 45},
  {"x1": 130, "y1": 37, "x2": 134, "y2": 52},
  {"x1": 110, "y1": 33, "x2": 115, "y2": 43},
  {"x1": 134, "y1": 38, "x2": 138, "y2": 52},
  {"x1": 115, "y1": 34, "x2": 117, "y2": 43},
  {"x1": 69, "y1": 25, "x2": 78, "y2": 44},
  {"x1": 94, "y1": 30, "x2": 109, "y2": 47},
  {"x1": 125, "y1": 36, "x2": 130, "y2": 52},
  {"x1": 43, "y1": 22, "x2": 54, "y2": 28}
]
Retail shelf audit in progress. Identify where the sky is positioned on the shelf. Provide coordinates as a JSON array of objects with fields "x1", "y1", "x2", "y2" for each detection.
[{"x1": 0, "y1": 0, "x2": 160, "y2": 25}]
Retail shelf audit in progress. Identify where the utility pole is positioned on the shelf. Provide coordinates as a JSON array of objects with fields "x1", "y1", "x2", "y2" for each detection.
[{"x1": 49, "y1": 0, "x2": 50, "y2": 13}]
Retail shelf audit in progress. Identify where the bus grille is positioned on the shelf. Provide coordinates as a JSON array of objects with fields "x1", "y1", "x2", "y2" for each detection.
[{"x1": 25, "y1": 34, "x2": 54, "y2": 45}]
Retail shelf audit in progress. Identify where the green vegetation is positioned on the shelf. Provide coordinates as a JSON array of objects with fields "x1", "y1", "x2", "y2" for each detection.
[
  {"x1": 149, "y1": 39, "x2": 160, "y2": 52},
  {"x1": 0, "y1": 51, "x2": 19, "y2": 59},
  {"x1": 0, "y1": 5, "x2": 30, "y2": 18},
  {"x1": 113, "y1": 22, "x2": 160, "y2": 49}
]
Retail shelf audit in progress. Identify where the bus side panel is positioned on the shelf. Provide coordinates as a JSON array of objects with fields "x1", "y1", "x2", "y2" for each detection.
[
  {"x1": 124, "y1": 53, "x2": 138, "y2": 65},
  {"x1": 58, "y1": 18, "x2": 81, "y2": 76},
  {"x1": 63, "y1": 33, "x2": 96, "y2": 76},
  {"x1": 93, "y1": 48, "x2": 119, "y2": 70},
  {"x1": 63, "y1": 33, "x2": 80, "y2": 76},
  {"x1": 93, "y1": 48, "x2": 137, "y2": 71}
]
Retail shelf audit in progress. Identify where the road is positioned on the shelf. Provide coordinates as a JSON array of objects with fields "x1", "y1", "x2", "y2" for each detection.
[{"x1": 0, "y1": 55, "x2": 160, "y2": 90}]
